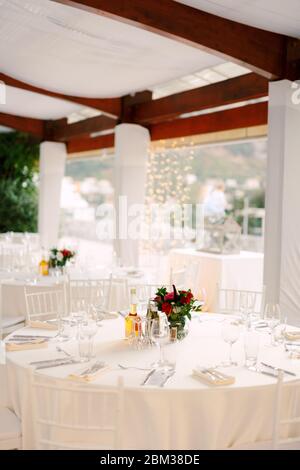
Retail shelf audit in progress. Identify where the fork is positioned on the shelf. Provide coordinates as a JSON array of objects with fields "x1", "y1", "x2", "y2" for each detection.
[
  {"x1": 118, "y1": 363, "x2": 151, "y2": 371},
  {"x1": 56, "y1": 346, "x2": 72, "y2": 357}
]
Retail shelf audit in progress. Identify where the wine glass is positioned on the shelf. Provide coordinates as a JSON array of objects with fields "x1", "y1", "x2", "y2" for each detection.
[
  {"x1": 240, "y1": 292, "x2": 256, "y2": 325},
  {"x1": 221, "y1": 320, "x2": 240, "y2": 367},
  {"x1": 264, "y1": 303, "x2": 281, "y2": 346},
  {"x1": 150, "y1": 314, "x2": 171, "y2": 369},
  {"x1": 198, "y1": 287, "x2": 207, "y2": 310}
]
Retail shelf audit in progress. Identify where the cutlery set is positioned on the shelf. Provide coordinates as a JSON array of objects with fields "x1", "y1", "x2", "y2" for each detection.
[{"x1": 141, "y1": 368, "x2": 175, "y2": 387}]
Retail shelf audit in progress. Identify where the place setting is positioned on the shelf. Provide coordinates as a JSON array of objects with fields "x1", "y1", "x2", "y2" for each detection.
[{"x1": 2, "y1": 1, "x2": 300, "y2": 452}]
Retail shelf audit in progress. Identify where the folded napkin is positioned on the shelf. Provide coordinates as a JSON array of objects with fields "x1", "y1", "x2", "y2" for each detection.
[
  {"x1": 285, "y1": 331, "x2": 300, "y2": 341},
  {"x1": 6, "y1": 339, "x2": 48, "y2": 352},
  {"x1": 192, "y1": 367, "x2": 235, "y2": 386},
  {"x1": 142, "y1": 369, "x2": 175, "y2": 387},
  {"x1": 28, "y1": 320, "x2": 58, "y2": 330},
  {"x1": 68, "y1": 362, "x2": 110, "y2": 382}
]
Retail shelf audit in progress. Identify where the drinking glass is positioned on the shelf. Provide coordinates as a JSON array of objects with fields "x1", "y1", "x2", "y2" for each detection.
[
  {"x1": 264, "y1": 303, "x2": 281, "y2": 346},
  {"x1": 240, "y1": 292, "x2": 256, "y2": 325},
  {"x1": 198, "y1": 287, "x2": 207, "y2": 310},
  {"x1": 128, "y1": 317, "x2": 143, "y2": 350},
  {"x1": 244, "y1": 330, "x2": 260, "y2": 369},
  {"x1": 78, "y1": 319, "x2": 98, "y2": 362},
  {"x1": 221, "y1": 320, "x2": 240, "y2": 367},
  {"x1": 71, "y1": 302, "x2": 87, "y2": 340},
  {"x1": 150, "y1": 314, "x2": 170, "y2": 369}
]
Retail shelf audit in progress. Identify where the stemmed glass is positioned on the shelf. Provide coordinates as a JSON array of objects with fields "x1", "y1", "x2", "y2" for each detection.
[
  {"x1": 198, "y1": 287, "x2": 207, "y2": 310},
  {"x1": 264, "y1": 303, "x2": 281, "y2": 346},
  {"x1": 221, "y1": 320, "x2": 240, "y2": 367},
  {"x1": 150, "y1": 314, "x2": 170, "y2": 369},
  {"x1": 240, "y1": 292, "x2": 256, "y2": 325}
]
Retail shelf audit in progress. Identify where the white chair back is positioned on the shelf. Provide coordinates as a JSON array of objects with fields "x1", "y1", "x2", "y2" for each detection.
[
  {"x1": 135, "y1": 284, "x2": 173, "y2": 303},
  {"x1": 272, "y1": 371, "x2": 300, "y2": 450},
  {"x1": 109, "y1": 277, "x2": 130, "y2": 311},
  {"x1": 32, "y1": 373, "x2": 124, "y2": 450},
  {"x1": 69, "y1": 278, "x2": 112, "y2": 313},
  {"x1": 24, "y1": 283, "x2": 67, "y2": 323},
  {"x1": 217, "y1": 285, "x2": 265, "y2": 316},
  {"x1": 169, "y1": 267, "x2": 186, "y2": 290}
]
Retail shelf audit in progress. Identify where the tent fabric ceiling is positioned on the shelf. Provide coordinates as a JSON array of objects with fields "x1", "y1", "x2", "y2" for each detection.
[
  {"x1": 0, "y1": 85, "x2": 84, "y2": 119},
  {"x1": 178, "y1": 0, "x2": 300, "y2": 38},
  {"x1": 0, "y1": 0, "x2": 223, "y2": 99}
]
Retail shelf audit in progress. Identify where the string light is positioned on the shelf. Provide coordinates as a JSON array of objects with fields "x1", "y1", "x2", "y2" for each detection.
[{"x1": 142, "y1": 138, "x2": 196, "y2": 254}]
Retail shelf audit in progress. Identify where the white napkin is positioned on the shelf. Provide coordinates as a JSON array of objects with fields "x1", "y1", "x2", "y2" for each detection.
[
  {"x1": 192, "y1": 366, "x2": 235, "y2": 386},
  {"x1": 6, "y1": 339, "x2": 48, "y2": 352},
  {"x1": 68, "y1": 362, "x2": 110, "y2": 382},
  {"x1": 285, "y1": 331, "x2": 300, "y2": 341},
  {"x1": 28, "y1": 320, "x2": 58, "y2": 330}
]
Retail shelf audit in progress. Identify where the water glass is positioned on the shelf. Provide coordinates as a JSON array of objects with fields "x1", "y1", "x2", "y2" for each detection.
[
  {"x1": 78, "y1": 319, "x2": 98, "y2": 362},
  {"x1": 274, "y1": 316, "x2": 287, "y2": 345},
  {"x1": 244, "y1": 330, "x2": 260, "y2": 369}
]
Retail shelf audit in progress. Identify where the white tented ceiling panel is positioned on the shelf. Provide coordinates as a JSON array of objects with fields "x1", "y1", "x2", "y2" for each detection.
[
  {"x1": 0, "y1": 0, "x2": 225, "y2": 98},
  {"x1": 177, "y1": 0, "x2": 300, "y2": 38}
]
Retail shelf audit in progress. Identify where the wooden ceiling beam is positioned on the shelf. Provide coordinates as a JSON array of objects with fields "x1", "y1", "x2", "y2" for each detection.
[
  {"x1": 46, "y1": 114, "x2": 117, "y2": 141},
  {"x1": 150, "y1": 102, "x2": 268, "y2": 141},
  {"x1": 0, "y1": 72, "x2": 121, "y2": 117},
  {"x1": 67, "y1": 102, "x2": 268, "y2": 153},
  {"x1": 67, "y1": 133, "x2": 115, "y2": 153},
  {"x1": 132, "y1": 73, "x2": 268, "y2": 125},
  {"x1": 53, "y1": 0, "x2": 298, "y2": 80},
  {"x1": 0, "y1": 112, "x2": 44, "y2": 139}
]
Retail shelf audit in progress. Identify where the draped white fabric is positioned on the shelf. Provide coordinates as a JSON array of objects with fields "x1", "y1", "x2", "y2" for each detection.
[
  {"x1": 2, "y1": 316, "x2": 300, "y2": 450},
  {"x1": 0, "y1": 0, "x2": 223, "y2": 99}
]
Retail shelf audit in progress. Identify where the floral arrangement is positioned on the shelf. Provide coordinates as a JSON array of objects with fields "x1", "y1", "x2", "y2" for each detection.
[
  {"x1": 154, "y1": 285, "x2": 201, "y2": 328},
  {"x1": 49, "y1": 248, "x2": 75, "y2": 268}
]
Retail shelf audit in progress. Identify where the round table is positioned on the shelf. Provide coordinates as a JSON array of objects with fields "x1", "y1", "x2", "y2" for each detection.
[
  {"x1": 3, "y1": 315, "x2": 300, "y2": 450},
  {"x1": 1, "y1": 267, "x2": 152, "y2": 327}
]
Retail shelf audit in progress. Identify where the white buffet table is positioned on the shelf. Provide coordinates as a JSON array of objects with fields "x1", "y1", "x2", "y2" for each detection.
[
  {"x1": 2, "y1": 315, "x2": 300, "y2": 450},
  {"x1": 169, "y1": 249, "x2": 264, "y2": 311}
]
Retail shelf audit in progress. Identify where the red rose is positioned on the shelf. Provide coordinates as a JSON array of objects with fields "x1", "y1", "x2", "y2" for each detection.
[
  {"x1": 164, "y1": 292, "x2": 174, "y2": 301},
  {"x1": 180, "y1": 291, "x2": 193, "y2": 304},
  {"x1": 162, "y1": 302, "x2": 172, "y2": 315}
]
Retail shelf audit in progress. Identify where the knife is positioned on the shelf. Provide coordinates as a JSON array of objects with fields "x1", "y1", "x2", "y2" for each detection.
[
  {"x1": 141, "y1": 368, "x2": 156, "y2": 386},
  {"x1": 30, "y1": 357, "x2": 75, "y2": 366},
  {"x1": 261, "y1": 362, "x2": 296, "y2": 377},
  {"x1": 35, "y1": 359, "x2": 80, "y2": 370},
  {"x1": 160, "y1": 370, "x2": 175, "y2": 387}
]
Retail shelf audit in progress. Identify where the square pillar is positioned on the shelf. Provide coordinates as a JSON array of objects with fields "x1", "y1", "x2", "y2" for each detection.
[
  {"x1": 38, "y1": 142, "x2": 66, "y2": 249},
  {"x1": 264, "y1": 80, "x2": 300, "y2": 325}
]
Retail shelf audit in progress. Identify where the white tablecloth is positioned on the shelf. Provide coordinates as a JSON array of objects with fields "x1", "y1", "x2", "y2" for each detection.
[
  {"x1": 2, "y1": 315, "x2": 300, "y2": 450},
  {"x1": 1, "y1": 268, "x2": 153, "y2": 326},
  {"x1": 169, "y1": 249, "x2": 264, "y2": 311}
]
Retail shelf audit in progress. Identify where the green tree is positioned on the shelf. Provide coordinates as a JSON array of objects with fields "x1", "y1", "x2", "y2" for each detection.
[{"x1": 0, "y1": 132, "x2": 39, "y2": 232}]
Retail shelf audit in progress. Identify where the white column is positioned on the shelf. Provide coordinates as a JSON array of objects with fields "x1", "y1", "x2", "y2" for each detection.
[
  {"x1": 38, "y1": 142, "x2": 66, "y2": 250},
  {"x1": 264, "y1": 80, "x2": 300, "y2": 325},
  {"x1": 114, "y1": 124, "x2": 150, "y2": 267}
]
